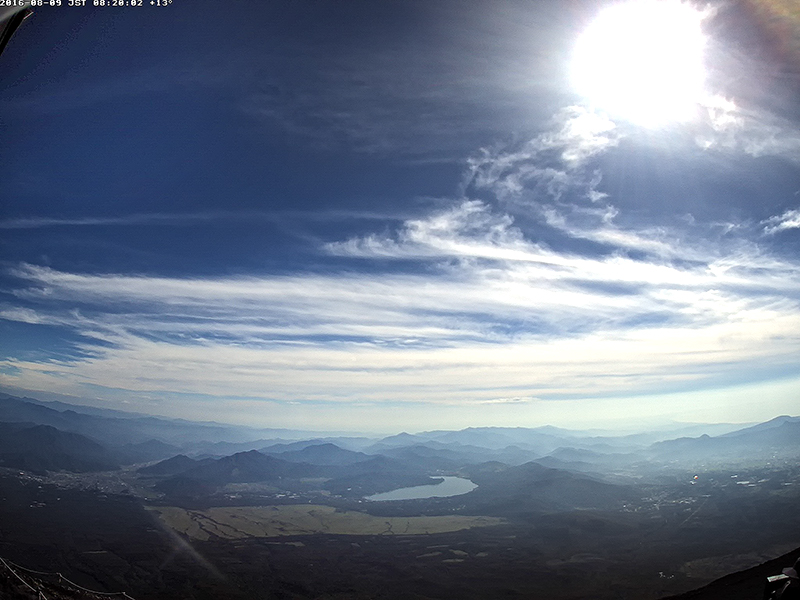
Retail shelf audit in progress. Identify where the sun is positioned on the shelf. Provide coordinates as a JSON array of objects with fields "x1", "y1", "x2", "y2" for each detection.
[{"x1": 571, "y1": 0, "x2": 708, "y2": 127}]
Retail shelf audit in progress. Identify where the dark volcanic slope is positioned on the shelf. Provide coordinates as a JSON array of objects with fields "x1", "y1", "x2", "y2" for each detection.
[{"x1": 661, "y1": 547, "x2": 800, "y2": 600}]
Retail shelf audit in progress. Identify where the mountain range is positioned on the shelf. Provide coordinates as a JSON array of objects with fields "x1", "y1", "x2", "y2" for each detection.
[{"x1": 1, "y1": 392, "x2": 797, "y2": 481}]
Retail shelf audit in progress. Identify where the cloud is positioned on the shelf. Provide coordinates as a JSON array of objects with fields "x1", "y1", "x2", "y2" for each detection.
[
  {"x1": 695, "y1": 95, "x2": 800, "y2": 162},
  {"x1": 762, "y1": 208, "x2": 800, "y2": 235},
  {"x1": 4, "y1": 42, "x2": 800, "y2": 426},
  {"x1": 0, "y1": 214, "x2": 217, "y2": 229},
  {"x1": 326, "y1": 200, "x2": 541, "y2": 262},
  {"x1": 2, "y1": 100, "x2": 799, "y2": 422},
  {"x1": 538, "y1": 204, "x2": 687, "y2": 259},
  {"x1": 457, "y1": 104, "x2": 675, "y2": 273},
  {"x1": 4, "y1": 197, "x2": 800, "y2": 412},
  {"x1": 464, "y1": 106, "x2": 621, "y2": 202},
  {"x1": 479, "y1": 396, "x2": 539, "y2": 405},
  {"x1": 0, "y1": 209, "x2": 405, "y2": 230}
]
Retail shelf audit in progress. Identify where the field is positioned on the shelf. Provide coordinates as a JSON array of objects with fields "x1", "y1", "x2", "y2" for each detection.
[{"x1": 148, "y1": 504, "x2": 505, "y2": 541}]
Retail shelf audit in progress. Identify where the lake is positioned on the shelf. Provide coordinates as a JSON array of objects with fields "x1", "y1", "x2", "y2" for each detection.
[{"x1": 365, "y1": 476, "x2": 478, "y2": 501}]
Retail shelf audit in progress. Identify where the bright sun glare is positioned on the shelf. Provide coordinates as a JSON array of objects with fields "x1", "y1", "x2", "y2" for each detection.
[{"x1": 572, "y1": 0, "x2": 708, "y2": 127}]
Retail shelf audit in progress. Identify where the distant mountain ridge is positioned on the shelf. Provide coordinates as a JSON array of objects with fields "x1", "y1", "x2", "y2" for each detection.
[
  {"x1": 2, "y1": 391, "x2": 797, "y2": 483},
  {"x1": 268, "y1": 443, "x2": 371, "y2": 466},
  {"x1": 137, "y1": 454, "x2": 210, "y2": 476},
  {"x1": 720, "y1": 415, "x2": 800, "y2": 437},
  {"x1": 0, "y1": 422, "x2": 118, "y2": 474},
  {"x1": 649, "y1": 420, "x2": 800, "y2": 463},
  {"x1": 0, "y1": 393, "x2": 339, "y2": 453}
]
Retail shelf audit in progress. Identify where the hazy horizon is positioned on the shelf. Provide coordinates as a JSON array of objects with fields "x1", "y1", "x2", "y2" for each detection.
[{"x1": 4, "y1": 384, "x2": 796, "y2": 438}]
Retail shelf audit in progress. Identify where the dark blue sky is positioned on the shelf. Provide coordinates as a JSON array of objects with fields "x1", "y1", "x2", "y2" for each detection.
[{"x1": 1, "y1": 0, "x2": 799, "y2": 432}]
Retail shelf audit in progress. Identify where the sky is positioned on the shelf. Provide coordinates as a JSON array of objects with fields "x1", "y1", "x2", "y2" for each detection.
[{"x1": 1, "y1": 0, "x2": 799, "y2": 433}]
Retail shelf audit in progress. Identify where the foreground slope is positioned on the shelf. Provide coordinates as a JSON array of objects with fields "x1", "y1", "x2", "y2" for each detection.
[{"x1": 660, "y1": 546, "x2": 800, "y2": 600}]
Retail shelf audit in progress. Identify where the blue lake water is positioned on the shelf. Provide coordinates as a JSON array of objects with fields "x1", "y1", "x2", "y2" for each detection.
[{"x1": 365, "y1": 476, "x2": 478, "y2": 501}]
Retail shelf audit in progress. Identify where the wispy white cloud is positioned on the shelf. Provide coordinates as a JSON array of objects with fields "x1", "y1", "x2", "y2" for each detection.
[
  {"x1": 695, "y1": 95, "x2": 800, "y2": 162},
  {"x1": 326, "y1": 201, "x2": 542, "y2": 262},
  {"x1": 538, "y1": 204, "x2": 687, "y2": 259},
  {"x1": 457, "y1": 105, "x2": 675, "y2": 272},
  {"x1": 0, "y1": 209, "x2": 405, "y2": 230},
  {"x1": 464, "y1": 106, "x2": 621, "y2": 202},
  {"x1": 3, "y1": 195, "x2": 800, "y2": 416},
  {"x1": 0, "y1": 214, "x2": 214, "y2": 229},
  {"x1": 479, "y1": 396, "x2": 539, "y2": 405},
  {"x1": 328, "y1": 200, "x2": 800, "y2": 294},
  {"x1": 762, "y1": 208, "x2": 800, "y2": 235}
]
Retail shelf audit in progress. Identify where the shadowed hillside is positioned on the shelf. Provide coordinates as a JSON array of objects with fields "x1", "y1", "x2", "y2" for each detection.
[
  {"x1": 660, "y1": 546, "x2": 800, "y2": 600},
  {"x1": 0, "y1": 422, "x2": 118, "y2": 473}
]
